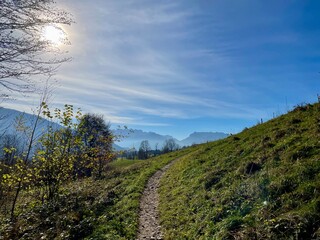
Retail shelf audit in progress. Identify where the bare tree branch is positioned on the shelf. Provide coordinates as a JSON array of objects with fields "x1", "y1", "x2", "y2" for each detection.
[{"x1": 0, "y1": 0, "x2": 73, "y2": 97}]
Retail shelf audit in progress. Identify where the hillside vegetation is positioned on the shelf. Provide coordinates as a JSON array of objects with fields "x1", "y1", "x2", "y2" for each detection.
[
  {"x1": 159, "y1": 103, "x2": 320, "y2": 239},
  {"x1": 1, "y1": 103, "x2": 318, "y2": 239},
  {"x1": 0, "y1": 146, "x2": 195, "y2": 240}
]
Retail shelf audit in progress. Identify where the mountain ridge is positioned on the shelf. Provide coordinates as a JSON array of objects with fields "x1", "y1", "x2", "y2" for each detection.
[
  {"x1": 113, "y1": 128, "x2": 229, "y2": 149},
  {"x1": 0, "y1": 107, "x2": 229, "y2": 150}
]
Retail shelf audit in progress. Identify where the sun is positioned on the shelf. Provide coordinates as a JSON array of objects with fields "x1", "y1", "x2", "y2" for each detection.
[{"x1": 42, "y1": 25, "x2": 66, "y2": 45}]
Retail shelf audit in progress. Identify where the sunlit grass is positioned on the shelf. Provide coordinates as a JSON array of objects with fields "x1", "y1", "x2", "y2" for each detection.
[
  {"x1": 2, "y1": 103, "x2": 319, "y2": 239},
  {"x1": 109, "y1": 158, "x2": 144, "y2": 169},
  {"x1": 159, "y1": 102, "x2": 320, "y2": 239}
]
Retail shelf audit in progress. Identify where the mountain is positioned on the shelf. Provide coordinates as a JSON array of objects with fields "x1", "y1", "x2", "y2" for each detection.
[
  {"x1": 180, "y1": 131, "x2": 229, "y2": 146},
  {"x1": 113, "y1": 129, "x2": 229, "y2": 150},
  {"x1": 113, "y1": 129, "x2": 176, "y2": 150},
  {"x1": 112, "y1": 143, "x2": 126, "y2": 151},
  {"x1": 0, "y1": 107, "x2": 61, "y2": 137},
  {"x1": 0, "y1": 107, "x2": 123, "y2": 151},
  {"x1": 0, "y1": 107, "x2": 63, "y2": 158},
  {"x1": 0, "y1": 107, "x2": 228, "y2": 151}
]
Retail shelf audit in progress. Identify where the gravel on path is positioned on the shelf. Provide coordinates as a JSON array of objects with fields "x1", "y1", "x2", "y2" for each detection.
[{"x1": 137, "y1": 160, "x2": 177, "y2": 240}]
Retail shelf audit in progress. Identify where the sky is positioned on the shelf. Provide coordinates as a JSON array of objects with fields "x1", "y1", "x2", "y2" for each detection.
[{"x1": 3, "y1": 0, "x2": 320, "y2": 140}]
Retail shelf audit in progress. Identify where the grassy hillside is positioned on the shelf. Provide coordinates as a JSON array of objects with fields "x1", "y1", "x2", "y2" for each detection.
[
  {"x1": 1, "y1": 103, "x2": 318, "y2": 239},
  {"x1": 0, "y1": 147, "x2": 195, "y2": 240},
  {"x1": 159, "y1": 103, "x2": 320, "y2": 239}
]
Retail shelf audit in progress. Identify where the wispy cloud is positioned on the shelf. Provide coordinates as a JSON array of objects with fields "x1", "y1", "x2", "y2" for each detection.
[
  {"x1": 55, "y1": 0, "x2": 248, "y2": 122},
  {"x1": 3, "y1": 0, "x2": 319, "y2": 137}
]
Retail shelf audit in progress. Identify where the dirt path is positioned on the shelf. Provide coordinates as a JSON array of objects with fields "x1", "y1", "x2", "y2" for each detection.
[{"x1": 137, "y1": 160, "x2": 177, "y2": 240}]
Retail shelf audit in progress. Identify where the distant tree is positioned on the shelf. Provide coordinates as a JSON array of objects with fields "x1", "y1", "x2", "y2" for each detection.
[
  {"x1": 78, "y1": 114, "x2": 114, "y2": 178},
  {"x1": 127, "y1": 147, "x2": 137, "y2": 160},
  {"x1": 138, "y1": 140, "x2": 151, "y2": 160},
  {"x1": 0, "y1": 0, "x2": 72, "y2": 98},
  {"x1": 153, "y1": 142, "x2": 160, "y2": 156},
  {"x1": 162, "y1": 138, "x2": 179, "y2": 153},
  {"x1": 155, "y1": 143, "x2": 159, "y2": 152}
]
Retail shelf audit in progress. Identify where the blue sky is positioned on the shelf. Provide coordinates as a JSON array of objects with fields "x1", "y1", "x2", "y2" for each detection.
[{"x1": 4, "y1": 0, "x2": 320, "y2": 139}]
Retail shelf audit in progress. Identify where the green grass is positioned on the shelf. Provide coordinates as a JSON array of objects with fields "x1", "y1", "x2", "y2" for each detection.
[
  {"x1": 1, "y1": 103, "x2": 319, "y2": 239},
  {"x1": 109, "y1": 158, "x2": 144, "y2": 168},
  {"x1": 159, "y1": 102, "x2": 320, "y2": 239},
  {"x1": 0, "y1": 147, "x2": 195, "y2": 240}
]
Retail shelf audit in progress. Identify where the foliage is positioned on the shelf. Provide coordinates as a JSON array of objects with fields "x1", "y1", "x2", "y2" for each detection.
[
  {"x1": 78, "y1": 114, "x2": 115, "y2": 178},
  {"x1": 0, "y1": 103, "x2": 117, "y2": 226},
  {"x1": 34, "y1": 104, "x2": 83, "y2": 200},
  {"x1": 0, "y1": 145, "x2": 193, "y2": 239}
]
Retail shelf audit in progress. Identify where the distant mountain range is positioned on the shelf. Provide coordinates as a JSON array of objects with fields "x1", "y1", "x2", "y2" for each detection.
[
  {"x1": 0, "y1": 107, "x2": 61, "y2": 138},
  {"x1": 0, "y1": 107, "x2": 229, "y2": 151},
  {"x1": 179, "y1": 131, "x2": 230, "y2": 146},
  {"x1": 0, "y1": 107, "x2": 63, "y2": 157},
  {"x1": 113, "y1": 129, "x2": 229, "y2": 150}
]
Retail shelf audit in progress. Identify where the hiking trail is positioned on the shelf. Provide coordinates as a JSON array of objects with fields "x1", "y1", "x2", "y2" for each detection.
[{"x1": 137, "y1": 160, "x2": 177, "y2": 240}]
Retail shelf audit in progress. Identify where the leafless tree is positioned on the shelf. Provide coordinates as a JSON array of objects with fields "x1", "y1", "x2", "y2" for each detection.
[
  {"x1": 138, "y1": 140, "x2": 151, "y2": 159},
  {"x1": 162, "y1": 138, "x2": 179, "y2": 153},
  {"x1": 0, "y1": 0, "x2": 73, "y2": 97}
]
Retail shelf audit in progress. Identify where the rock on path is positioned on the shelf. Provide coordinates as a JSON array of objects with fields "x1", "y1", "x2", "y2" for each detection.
[{"x1": 137, "y1": 160, "x2": 177, "y2": 240}]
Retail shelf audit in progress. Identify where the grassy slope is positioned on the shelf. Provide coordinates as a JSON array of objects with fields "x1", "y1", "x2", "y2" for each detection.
[
  {"x1": 0, "y1": 148, "x2": 195, "y2": 240},
  {"x1": 159, "y1": 103, "x2": 320, "y2": 239}
]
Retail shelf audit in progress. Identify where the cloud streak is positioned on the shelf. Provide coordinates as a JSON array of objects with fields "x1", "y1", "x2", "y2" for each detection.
[
  {"x1": 3, "y1": 0, "x2": 319, "y2": 138},
  {"x1": 54, "y1": 0, "x2": 248, "y2": 122}
]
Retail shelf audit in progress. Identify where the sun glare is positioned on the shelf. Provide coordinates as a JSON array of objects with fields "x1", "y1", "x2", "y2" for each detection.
[{"x1": 42, "y1": 25, "x2": 66, "y2": 45}]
